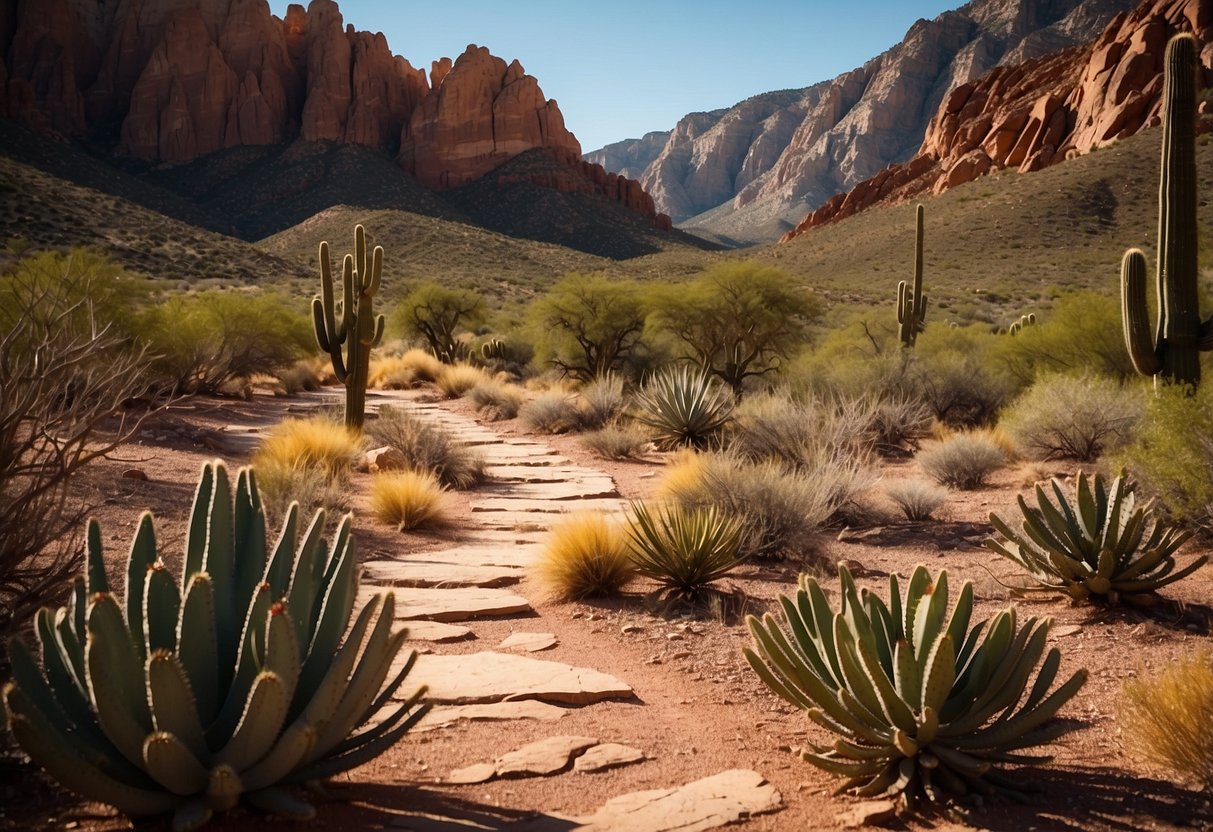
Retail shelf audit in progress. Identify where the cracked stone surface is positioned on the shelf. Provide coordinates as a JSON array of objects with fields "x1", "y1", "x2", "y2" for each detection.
[
  {"x1": 573, "y1": 742, "x2": 646, "y2": 774},
  {"x1": 571, "y1": 769, "x2": 782, "y2": 831},
  {"x1": 409, "y1": 651, "x2": 633, "y2": 705},
  {"x1": 362, "y1": 559, "x2": 522, "y2": 588}
]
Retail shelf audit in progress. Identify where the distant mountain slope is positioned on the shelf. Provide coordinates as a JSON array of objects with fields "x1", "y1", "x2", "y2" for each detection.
[
  {"x1": 587, "y1": 0, "x2": 1137, "y2": 243},
  {"x1": 584, "y1": 131, "x2": 671, "y2": 180}
]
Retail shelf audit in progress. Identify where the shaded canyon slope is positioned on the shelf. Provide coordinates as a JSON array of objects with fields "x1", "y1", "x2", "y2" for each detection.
[
  {"x1": 0, "y1": 0, "x2": 674, "y2": 251},
  {"x1": 586, "y1": 0, "x2": 1138, "y2": 244},
  {"x1": 783, "y1": 0, "x2": 1213, "y2": 241}
]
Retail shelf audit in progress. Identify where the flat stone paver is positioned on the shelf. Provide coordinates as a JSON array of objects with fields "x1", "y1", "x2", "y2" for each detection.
[
  {"x1": 469, "y1": 497, "x2": 629, "y2": 515},
  {"x1": 409, "y1": 651, "x2": 633, "y2": 705},
  {"x1": 367, "y1": 587, "x2": 532, "y2": 622},
  {"x1": 410, "y1": 543, "x2": 543, "y2": 568},
  {"x1": 363, "y1": 559, "x2": 522, "y2": 588},
  {"x1": 416, "y1": 700, "x2": 570, "y2": 732},
  {"x1": 478, "y1": 480, "x2": 620, "y2": 501},
  {"x1": 400, "y1": 619, "x2": 473, "y2": 642},
  {"x1": 573, "y1": 743, "x2": 646, "y2": 774},
  {"x1": 448, "y1": 735, "x2": 600, "y2": 783},
  {"x1": 571, "y1": 769, "x2": 783, "y2": 831},
  {"x1": 499, "y1": 632, "x2": 558, "y2": 652}
]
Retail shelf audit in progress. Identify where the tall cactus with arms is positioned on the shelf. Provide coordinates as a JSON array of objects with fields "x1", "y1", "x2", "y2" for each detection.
[
  {"x1": 897, "y1": 204, "x2": 927, "y2": 348},
  {"x1": 314, "y1": 224, "x2": 385, "y2": 429},
  {"x1": 1121, "y1": 33, "x2": 1213, "y2": 387}
]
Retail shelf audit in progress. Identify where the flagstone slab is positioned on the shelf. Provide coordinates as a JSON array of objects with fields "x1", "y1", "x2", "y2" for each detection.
[
  {"x1": 367, "y1": 587, "x2": 532, "y2": 622},
  {"x1": 400, "y1": 619, "x2": 473, "y2": 642},
  {"x1": 573, "y1": 743, "x2": 646, "y2": 774},
  {"x1": 486, "y1": 465, "x2": 611, "y2": 483},
  {"x1": 363, "y1": 559, "x2": 522, "y2": 588},
  {"x1": 410, "y1": 651, "x2": 633, "y2": 705},
  {"x1": 448, "y1": 735, "x2": 600, "y2": 784},
  {"x1": 571, "y1": 769, "x2": 782, "y2": 831},
  {"x1": 469, "y1": 498, "x2": 628, "y2": 515},
  {"x1": 499, "y1": 632, "x2": 558, "y2": 652},
  {"x1": 409, "y1": 543, "x2": 542, "y2": 568},
  {"x1": 415, "y1": 700, "x2": 570, "y2": 732},
  {"x1": 478, "y1": 480, "x2": 620, "y2": 501}
]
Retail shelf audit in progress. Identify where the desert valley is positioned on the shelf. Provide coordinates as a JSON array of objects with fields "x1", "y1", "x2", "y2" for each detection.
[{"x1": 1, "y1": 0, "x2": 1213, "y2": 830}]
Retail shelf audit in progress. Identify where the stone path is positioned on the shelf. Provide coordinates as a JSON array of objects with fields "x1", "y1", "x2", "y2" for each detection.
[{"x1": 353, "y1": 390, "x2": 782, "y2": 829}]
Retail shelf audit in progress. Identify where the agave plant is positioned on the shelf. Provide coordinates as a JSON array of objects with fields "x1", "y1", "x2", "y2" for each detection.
[
  {"x1": 2, "y1": 461, "x2": 428, "y2": 831},
  {"x1": 987, "y1": 470, "x2": 1204, "y2": 604},
  {"x1": 745, "y1": 564, "x2": 1087, "y2": 810},
  {"x1": 632, "y1": 365, "x2": 734, "y2": 451},
  {"x1": 625, "y1": 502, "x2": 746, "y2": 601}
]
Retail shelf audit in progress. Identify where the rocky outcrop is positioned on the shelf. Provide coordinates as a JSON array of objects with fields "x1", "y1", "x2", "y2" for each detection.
[
  {"x1": 0, "y1": 0, "x2": 668, "y2": 231},
  {"x1": 583, "y1": 130, "x2": 670, "y2": 181},
  {"x1": 400, "y1": 45, "x2": 581, "y2": 190},
  {"x1": 585, "y1": 0, "x2": 1136, "y2": 241},
  {"x1": 782, "y1": 0, "x2": 1213, "y2": 241}
]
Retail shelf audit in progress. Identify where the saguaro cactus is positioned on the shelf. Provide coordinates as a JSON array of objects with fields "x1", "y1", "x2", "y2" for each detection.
[
  {"x1": 897, "y1": 204, "x2": 927, "y2": 348},
  {"x1": 313, "y1": 225, "x2": 385, "y2": 429},
  {"x1": 1121, "y1": 33, "x2": 1212, "y2": 387}
]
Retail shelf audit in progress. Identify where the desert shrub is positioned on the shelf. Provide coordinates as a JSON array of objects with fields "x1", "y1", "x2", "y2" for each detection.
[
  {"x1": 580, "y1": 425, "x2": 651, "y2": 460},
  {"x1": 368, "y1": 354, "x2": 418, "y2": 389},
  {"x1": 577, "y1": 373, "x2": 626, "y2": 429},
  {"x1": 394, "y1": 282, "x2": 484, "y2": 363},
  {"x1": 371, "y1": 470, "x2": 447, "y2": 530},
  {"x1": 520, "y1": 391, "x2": 582, "y2": 434},
  {"x1": 367, "y1": 404, "x2": 485, "y2": 489},
  {"x1": 252, "y1": 456, "x2": 349, "y2": 523},
  {"x1": 988, "y1": 470, "x2": 1203, "y2": 604},
  {"x1": 1119, "y1": 383, "x2": 1213, "y2": 530},
  {"x1": 143, "y1": 290, "x2": 314, "y2": 394},
  {"x1": 731, "y1": 392, "x2": 876, "y2": 463},
  {"x1": 395, "y1": 347, "x2": 445, "y2": 383},
  {"x1": 633, "y1": 365, "x2": 734, "y2": 450},
  {"x1": 918, "y1": 432, "x2": 1006, "y2": 489},
  {"x1": 0, "y1": 250, "x2": 158, "y2": 640},
  {"x1": 435, "y1": 363, "x2": 489, "y2": 398},
  {"x1": 535, "y1": 512, "x2": 634, "y2": 600},
  {"x1": 277, "y1": 356, "x2": 325, "y2": 393},
  {"x1": 1000, "y1": 374, "x2": 1144, "y2": 461},
  {"x1": 915, "y1": 324, "x2": 1013, "y2": 427},
  {"x1": 469, "y1": 379, "x2": 524, "y2": 420},
  {"x1": 885, "y1": 478, "x2": 949, "y2": 520},
  {"x1": 661, "y1": 452, "x2": 832, "y2": 560},
  {"x1": 1122, "y1": 648, "x2": 1213, "y2": 788},
  {"x1": 252, "y1": 416, "x2": 361, "y2": 521},
  {"x1": 529, "y1": 274, "x2": 653, "y2": 382},
  {"x1": 625, "y1": 502, "x2": 745, "y2": 602},
  {"x1": 787, "y1": 314, "x2": 913, "y2": 400},
  {"x1": 869, "y1": 394, "x2": 934, "y2": 455}
]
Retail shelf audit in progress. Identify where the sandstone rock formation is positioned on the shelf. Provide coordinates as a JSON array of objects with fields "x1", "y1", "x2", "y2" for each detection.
[
  {"x1": 0, "y1": 0, "x2": 667, "y2": 231},
  {"x1": 586, "y1": 0, "x2": 1137, "y2": 241},
  {"x1": 782, "y1": 0, "x2": 1213, "y2": 241}
]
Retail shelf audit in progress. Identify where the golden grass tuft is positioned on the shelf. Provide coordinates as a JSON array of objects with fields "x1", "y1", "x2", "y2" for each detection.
[
  {"x1": 397, "y1": 348, "x2": 445, "y2": 383},
  {"x1": 1122, "y1": 648, "x2": 1213, "y2": 788},
  {"x1": 534, "y1": 512, "x2": 634, "y2": 601},
  {"x1": 468, "y1": 379, "x2": 525, "y2": 421},
  {"x1": 367, "y1": 355, "x2": 418, "y2": 390},
  {"x1": 657, "y1": 450, "x2": 709, "y2": 500},
  {"x1": 370, "y1": 470, "x2": 448, "y2": 531},
  {"x1": 253, "y1": 416, "x2": 362, "y2": 475},
  {"x1": 435, "y1": 363, "x2": 490, "y2": 398}
]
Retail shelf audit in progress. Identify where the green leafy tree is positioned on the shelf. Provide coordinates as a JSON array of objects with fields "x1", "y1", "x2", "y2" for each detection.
[
  {"x1": 530, "y1": 274, "x2": 651, "y2": 382},
  {"x1": 395, "y1": 282, "x2": 485, "y2": 363},
  {"x1": 650, "y1": 262, "x2": 821, "y2": 397}
]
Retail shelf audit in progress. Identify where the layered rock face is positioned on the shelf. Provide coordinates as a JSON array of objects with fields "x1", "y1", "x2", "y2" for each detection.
[
  {"x1": 584, "y1": 130, "x2": 670, "y2": 181},
  {"x1": 587, "y1": 0, "x2": 1136, "y2": 238},
  {"x1": 782, "y1": 0, "x2": 1213, "y2": 241},
  {"x1": 0, "y1": 0, "x2": 666, "y2": 230}
]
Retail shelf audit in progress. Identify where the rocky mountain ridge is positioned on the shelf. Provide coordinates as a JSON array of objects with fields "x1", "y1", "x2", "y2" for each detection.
[
  {"x1": 0, "y1": 0, "x2": 671, "y2": 232},
  {"x1": 783, "y1": 0, "x2": 1213, "y2": 241},
  {"x1": 587, "y1": 0, "x2": 1138, "y2": 243}
]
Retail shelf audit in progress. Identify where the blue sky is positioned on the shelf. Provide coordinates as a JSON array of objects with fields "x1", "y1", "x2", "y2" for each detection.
[{"x1": 267, "y1": 1, "x2": 961, "y2": 152}]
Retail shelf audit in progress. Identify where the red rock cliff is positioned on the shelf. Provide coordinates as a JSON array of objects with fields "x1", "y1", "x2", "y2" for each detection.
[{"x1": 783, "y1": 0, "x2": 1213, "y2": 242}]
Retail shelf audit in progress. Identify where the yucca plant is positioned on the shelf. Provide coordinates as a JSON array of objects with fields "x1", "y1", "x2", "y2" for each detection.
[
  {"x1": 625, "y1": 502, "x2": 746, "y2": 602},
  {"x1": 987, "y1": 470, "x2": 1204, "y2": 604},
  {"x1": 745, "y1": 564, "x2": 1087, "y2": 810},
  {"x1": 633, "y1": 365, "x2": 734, "y2": 451},
  {"x1": 2, "y1": 461, "x2": 428, "y2": 831}
]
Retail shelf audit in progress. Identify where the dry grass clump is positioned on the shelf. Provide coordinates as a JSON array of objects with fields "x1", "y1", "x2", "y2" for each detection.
[
  {"x1": 918, "y1": 432, "x2": 1006, "y2": 490},
  {"x1": 1000, "y1": 373, "x2": 1143, "y2": 461},
  {"x1": 660, "y1": 451, "x2": 831, "y2": 561},
  {"x1": 276, "y1": 356, "x2": 326, "y2": 394},
  {"x1": 580, "y1": 425, "x2": 651, "y2": 460},
  {"x1": 534, "y1": 512, "x2": 634, "y2": 600},
  {"x1": 869, "y1": 394, "x2": 933, "y2": 455},
  {"x1": 397, "y1": 348, "x2": 445, "y2": 383},
  {"x1": 368, "y1": 355, "x2": 418, "y2": 390},
  {"x1": 469, "y1": 379, "x2": 524, "y2": 421},
  {"x1": 367, "y1": 404, "x2": 485, "y2": 489},
  {"x1": 577, "y1": 374, "x2": 626, "y2": 430},
  {"x1": 884, "y1": 478, "x2": 949, "y2": 521},
  {"x1": 520, "y1": 392, "x2": 582, "y2": 434},
  {"x1": 370, "y1": 470, "x2": 448, "y2": 531},
  {"x1": 252, "y1": 415, "x2": 361, "y2": 522},
  {"x1": 1122, "y1": 648, "x2": 1213, "y2": 789},
  {"x1": 435, "y1": 363, "x2": 490, "y2": 398}
]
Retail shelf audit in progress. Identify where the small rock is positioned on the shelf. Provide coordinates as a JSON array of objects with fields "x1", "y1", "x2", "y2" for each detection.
[
  {"x1": 621, "y1": 624, "x2": 643, "y2": 634},
  {"x1": 837, "y1": 799, "x2": 897, "y2": 829},
  {"x1": 121, "y1": 468, "x2": 149, "y2": 481},
  {"x1": 499, "y1": 632, "x2": 558, "y2": 653},
  {"x1": 574, "y1": 743, "x2": 646, "y2": 773},
  {"x1": 366, "y1": 446, "x2": 406, "y2": 473},
  {"x1": 1052, "y1": 624, "x2": 1083, "y2": 638},
  {"x1": 446, "y1": 762, "x2": 496, "y2": 784},
  {"x1": 666, "y1": 633, "x2": 684, "y2": 641}
]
